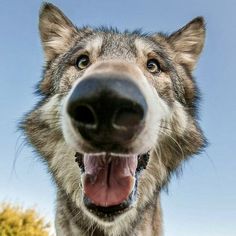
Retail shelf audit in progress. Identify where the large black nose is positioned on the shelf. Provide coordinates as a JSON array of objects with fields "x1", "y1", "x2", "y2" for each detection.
[{"x1": 67, "y1": 74, "x2": 147, "y2": 149}]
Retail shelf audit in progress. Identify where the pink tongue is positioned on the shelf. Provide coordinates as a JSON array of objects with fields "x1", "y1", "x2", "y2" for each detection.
[{"x1": 83, "y1": 153, "x2": 137, "y2": 207}]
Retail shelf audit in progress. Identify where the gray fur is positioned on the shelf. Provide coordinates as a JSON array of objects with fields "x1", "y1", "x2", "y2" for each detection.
[{"x1": 21, "y1": 3, "x2": 206, "y2": 236}]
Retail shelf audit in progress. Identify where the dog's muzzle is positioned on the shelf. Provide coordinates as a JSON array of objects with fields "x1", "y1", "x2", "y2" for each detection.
[{"x1": 66, "y1": 73, "x2": 149, "y2": 217}]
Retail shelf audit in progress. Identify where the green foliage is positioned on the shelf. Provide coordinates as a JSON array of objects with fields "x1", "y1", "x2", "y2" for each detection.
[{"x1": 0, "y1": 203, "x2": 50, "y2": 236}]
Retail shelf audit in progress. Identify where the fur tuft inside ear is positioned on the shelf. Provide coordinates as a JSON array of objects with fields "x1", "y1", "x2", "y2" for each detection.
[
  {"x1": 39, "y1": 3, "x2": 78, "y2": 61},
  {"x1": 167, "y1": 17, "x2": 206, "y2": 71}
]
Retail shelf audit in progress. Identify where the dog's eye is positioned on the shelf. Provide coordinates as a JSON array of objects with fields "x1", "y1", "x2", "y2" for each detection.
[
  {"x1": 146, "y1": 59, "x2": 161, "y2": 74},
  {"x1": 76, "y1": 55, "x2": 90, "y2": 70}
]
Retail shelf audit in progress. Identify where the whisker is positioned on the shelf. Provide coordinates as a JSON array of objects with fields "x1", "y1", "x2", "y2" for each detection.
[
  {"x1": 159, "y1": 129, "x2": 185, "y2": 160},
  {"x1": 11, "y1": 134, "x2": 28, "y2": 179}
]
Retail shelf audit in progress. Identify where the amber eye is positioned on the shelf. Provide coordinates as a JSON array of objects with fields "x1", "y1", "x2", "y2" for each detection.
[
  {"x1": 76, "y1": 55, "x2": 90, "y2": 70},
  {"x1": 146, "y1": 59, "x2": 161, "y2": 74}
]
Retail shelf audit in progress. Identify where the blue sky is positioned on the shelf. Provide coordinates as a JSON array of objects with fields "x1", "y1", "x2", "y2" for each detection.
[{"x1": 0, "y1": 0, "x2": 235, "y2": 235}]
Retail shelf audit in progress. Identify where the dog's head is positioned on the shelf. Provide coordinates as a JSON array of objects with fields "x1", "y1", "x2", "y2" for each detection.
[{"x1": 23, "y1": 2, "x2": 206, "y2": 231}]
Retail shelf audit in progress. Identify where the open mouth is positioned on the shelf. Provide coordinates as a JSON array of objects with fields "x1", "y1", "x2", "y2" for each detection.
[{"x1": 75, "y1": 151, "x2": 149, "y2": 219}]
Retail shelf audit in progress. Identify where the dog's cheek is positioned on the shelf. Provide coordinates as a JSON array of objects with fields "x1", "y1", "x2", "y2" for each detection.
[
  {"x1": 22, "y1": 95, "x2": 63, "y2": 161},
  {"x1": 169, "y1": 102, "x2": 189, "y2": 135},
  {"x1": 132, "y1": 89, "x2": 170, "y2": 207},
  {"x1": 34, "y1": 95, "x2": 84, "y2": 205},
  {"x1": 50, "y1": 140, "x2": 83, "y2": 205},
  {"x1": 134, "y1": 103, "x2": 188, "y2": 206},
  {"x1": 137, "y1": 151, "x2": 168, "y2": 207}
]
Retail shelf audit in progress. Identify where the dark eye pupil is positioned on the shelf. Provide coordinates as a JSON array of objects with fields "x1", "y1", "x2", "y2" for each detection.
[
  {"x1": 76, "y1": 55, "x2": 90, "y2": 69},
  {"x1": 81, "y1": 58, "x2": 88, "y2": 65},
  {"x1": 147, "y1": 59, "x2": 160, "y2": 73},
  {"x1": 147, "y1": 62, "x2": 155, "y2": 69}
]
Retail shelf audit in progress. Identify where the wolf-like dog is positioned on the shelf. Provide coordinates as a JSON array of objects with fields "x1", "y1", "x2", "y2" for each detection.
[{"x1": 22, "y1": 3, "x2": 206, "y2": 236}]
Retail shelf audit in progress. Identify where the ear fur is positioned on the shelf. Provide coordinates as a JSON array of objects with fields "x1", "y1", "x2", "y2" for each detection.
[
  {"x1": 39, "y1": 3, "x2": 78, "y2": 61},
  {"x1": 167, "y1": 17, "x2": 206, "y2": 71}
]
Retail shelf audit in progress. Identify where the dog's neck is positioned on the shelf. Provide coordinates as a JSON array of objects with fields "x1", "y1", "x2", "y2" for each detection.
[{"x1": 55, "y1": 189, "x2": 162, "y2": 236}]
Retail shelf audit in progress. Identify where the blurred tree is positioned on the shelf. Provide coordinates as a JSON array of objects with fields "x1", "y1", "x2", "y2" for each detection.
[{"x1": 0, "y1": 203, "x2": 50, "y2": 236}]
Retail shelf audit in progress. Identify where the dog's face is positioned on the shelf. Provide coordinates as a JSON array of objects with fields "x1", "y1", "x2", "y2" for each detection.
[{"x1": 23, "y1": 3, "x2": 205, "y2": 230}]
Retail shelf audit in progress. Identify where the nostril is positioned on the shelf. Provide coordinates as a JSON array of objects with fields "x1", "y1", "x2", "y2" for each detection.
[
  {"x1": 69, "y1": 104, "x2": 97, "y2": 127},
  {"x1": 113, "y1": 106, "x2": 144, "y2": 129}
]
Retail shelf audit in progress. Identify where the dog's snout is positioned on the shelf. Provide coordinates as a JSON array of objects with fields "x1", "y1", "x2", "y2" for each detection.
[{"x1": 67, "y1": 74, "x2": 147, "y2": 147}]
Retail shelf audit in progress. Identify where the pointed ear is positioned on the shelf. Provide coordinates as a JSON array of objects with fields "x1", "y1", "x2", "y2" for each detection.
[
  {"x1": 167, "y1": 17, "x2": 206, "y2": 71},
  {"x1": 39, "y1": 3, "x2": 78, "y2": 61}
]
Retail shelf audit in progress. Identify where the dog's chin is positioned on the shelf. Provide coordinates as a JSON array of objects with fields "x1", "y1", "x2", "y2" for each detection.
[{"x1": 75, "y1": 151, "x2": 150, "y2": 222}]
